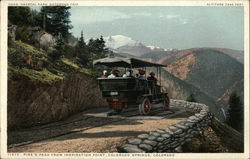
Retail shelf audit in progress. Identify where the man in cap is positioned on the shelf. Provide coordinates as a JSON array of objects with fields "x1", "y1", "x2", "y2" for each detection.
[
  {"x1": 138, "y1": 69, "x2": 146, "y2": 80},
  {"x1": 147, "y1": 72, "x2": 157, "y2": 83},
  {"x1": 123, "y1": 69, "x2": 133, "y2": 77},
  {"x1": 100, "y1": 70, "x2": 109, "y2": 78},
  {"x1": 108, "y1": 69, "x2": 120, "y2": 78}
]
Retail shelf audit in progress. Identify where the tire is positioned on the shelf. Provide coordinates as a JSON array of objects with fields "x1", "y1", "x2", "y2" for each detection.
[
  {"x1": 163, "y1": 96, "x2": 170, "y2": 110},
  {"x1": 139, "y1": 97, "x2": 151, "y2": 115}
]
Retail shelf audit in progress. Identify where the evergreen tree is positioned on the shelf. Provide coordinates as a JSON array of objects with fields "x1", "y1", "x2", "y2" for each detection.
[
  {"x1": 86, "y1": 36, "x2": 105, "y2": 66},
  {"x1": 76, "y1": 30, "x2": 88, "y2": 65},
  {"x1": 87, "y1": 38, "x2": 95, "y2": 52},
  {"x1": 30, "y1": 9, "x2": 40, "y2": 26},
  {"x1": 49, "y1": 33, "x2": 66, "y2": 61},
  {"x1": 8, "y1": 7, "x2": 35, "y2": 26},
  {"x1": 88, "y1": 36, "x2": 109, "y2": 57},
  {"x1": 39, "y1": 6, "x2": 72, "y2": 40},
  {"x1": 85, "y1": 36, "x2": 113, "y2": 68},
  {"x1": 187, "y1": 93, "x2": 197, "y2": 102},
  {"x1": 86, "y1": 38, "x2": 97, "y2": 67},
  {"x1": 226, "y1": 92, "x2": 243, "y2": 132}
]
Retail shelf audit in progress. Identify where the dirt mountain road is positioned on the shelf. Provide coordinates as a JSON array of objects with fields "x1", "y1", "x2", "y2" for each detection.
[{"x1": 8, "y1": 106, "x2": 193, "y2": 153}]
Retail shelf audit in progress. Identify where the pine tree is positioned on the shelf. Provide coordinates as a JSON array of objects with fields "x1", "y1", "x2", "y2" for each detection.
[
  {"x1": 88, "y1": 36, "x2": 109, "y2": 58},
  {"x1": 30, "y1": 9, "x2": 40, "y2": 26},
  {"x1": 39, "y1": 6, "x2": 72, "y2": 40},
  {"x1": 226, "y1": 92, "x2": 243, "y2": 132},
  {"x1": 86, "y1": 36, "x2": 112, "y2": 67},
  {"x1": 49, "y1": 33, "x2": 66, "y2": 61},
  {"x1": 76, "y1": 30, "x2": 88, "y2": 65},
  {"x1": 8, "y1": 7, "x2": 35, "y2": 26}
]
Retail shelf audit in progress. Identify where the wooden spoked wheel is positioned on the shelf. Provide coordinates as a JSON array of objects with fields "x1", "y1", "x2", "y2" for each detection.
[{"x1": 139, "y1": 98, "x2": 151, "y2": 115}]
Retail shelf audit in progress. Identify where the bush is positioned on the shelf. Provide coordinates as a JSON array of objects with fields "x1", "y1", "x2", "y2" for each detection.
[
  {"x1": 48, "y1": 50, "x2": 61, "y2": 61},
  {"x1": 15, "y1": 27, "x2": 31, "y2": 44},
  {"x1": 226, "y1": 92, "x2": 243, "y2": 132},
  {"x1": 187, "y1": 93, "x2": 197, "y2": 102}
]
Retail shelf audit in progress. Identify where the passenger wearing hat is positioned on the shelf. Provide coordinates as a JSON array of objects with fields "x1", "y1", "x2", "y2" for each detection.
[
  {"x1": 147, "y1": 72, "x2": 157, "y2": 83},
  {"x1": 138, "y1": 69, "x2": 146, "y2": 80},
  {"x1": 108, "y1": 69, "x2": 120, "y2": 78},
  {"x1": 101, "y1": 70, "x2": 109, "y2": 78},
  {"x1": 123, "y1": 69, "x2": 133, "y2": 77}
]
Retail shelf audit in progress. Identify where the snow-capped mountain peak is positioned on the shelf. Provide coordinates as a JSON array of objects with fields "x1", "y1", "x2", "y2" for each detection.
[
  {"x1": 147, "y1": 45, "x2": 163, "y2": 50},
  {"x1": 103, "y1": 35, "x2": 137, "y2": 49},
  {"x1": 147, "y1": 45, "x2": 177, "y2": 52},
  {"x1": 102, "y1": 34, "x2": 176, "y2": 57}
]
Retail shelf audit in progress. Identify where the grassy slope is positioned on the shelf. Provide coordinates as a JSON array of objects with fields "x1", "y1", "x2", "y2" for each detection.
[{"x1": 8, "y1": 41, "x2": 90, "y2": 84}]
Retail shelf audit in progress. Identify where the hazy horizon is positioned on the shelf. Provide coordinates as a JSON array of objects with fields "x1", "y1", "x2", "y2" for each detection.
[{"x1": 31, "y1": 6, "x2": 244, "y2": 51}]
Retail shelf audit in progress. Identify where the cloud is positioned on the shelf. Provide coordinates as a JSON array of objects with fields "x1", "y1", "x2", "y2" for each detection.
[
  {"x1": 70, "y1": 7, "x2": 130, "y2": 24},
  {"x1": 132, "y1": 12, "x2": 152, "y2": 17},
  {"x1": 158, "y1": 14, "x2": 180, "y2": 19},
  {"x1": 166, "y1": 14, "x2": 181, "y2": 19},
  {"x1": 158, "y1": 13, "x2": 189, "y2": 24},
  {"x1": 179, "y1": 18, "x2": 189, "y2": 25}
]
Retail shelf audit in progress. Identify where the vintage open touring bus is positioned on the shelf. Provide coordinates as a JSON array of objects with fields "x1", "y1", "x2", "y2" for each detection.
[{"x1": 93, "y1": 57, "x2": 170, "y2": 115}]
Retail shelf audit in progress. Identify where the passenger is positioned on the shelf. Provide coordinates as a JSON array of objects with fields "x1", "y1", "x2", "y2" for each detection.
[
  {"x1": 147, "y1": 72, "x2": 157, "y2": 83},
  {"x1": 114, "y1": 70, "x2": 120, "y2": 77},
  {"x1": 100, "y1": 70, "x2": 109, "y2": 78},
  {"x1": 138, "y1": 69, "x2": 146, "y2": 80},
  {"x1": 123, "y1": 69, "x2": 133, "y2": 77},
  {"x1": 108, "y1": 69, "x2": 120, "y2": 78}
]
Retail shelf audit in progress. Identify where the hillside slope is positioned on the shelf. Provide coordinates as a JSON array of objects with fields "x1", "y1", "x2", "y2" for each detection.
[
  {"x1": 217, "y1": 79, "x2": 244, "y2": 109},
  {"x1": 146, "y1": 67, "x2": 225, "y2": 121},
  {"x1": 163, "y1": 49, "x2": 244, "y2": 100},
  {"x1": 8, "y1": 41, "x2": 107, "y2": 129}
]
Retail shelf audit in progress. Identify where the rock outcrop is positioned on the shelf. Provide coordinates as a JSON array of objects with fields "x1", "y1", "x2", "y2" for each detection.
[
  {"x1": 8, "y1": 25, "x2": 56, "y2": 53},
  {"x1": 8, "y1": 72, "x2": 107, "y2": 129}
]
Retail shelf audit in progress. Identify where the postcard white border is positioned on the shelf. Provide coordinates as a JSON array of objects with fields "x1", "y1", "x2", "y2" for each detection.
[{"x1": 1, "y1": 0, "x2": 249, "y2": 159}]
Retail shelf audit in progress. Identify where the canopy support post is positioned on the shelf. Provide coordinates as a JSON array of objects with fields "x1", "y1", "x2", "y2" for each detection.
[{"x1": 160, "y1": 67, "x2": 161, "y2": 88}]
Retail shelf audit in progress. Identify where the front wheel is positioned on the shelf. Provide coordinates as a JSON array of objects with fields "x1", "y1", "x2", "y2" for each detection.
[{"x1": 139, "y1": 97, "x2": 151, "y2": 115}]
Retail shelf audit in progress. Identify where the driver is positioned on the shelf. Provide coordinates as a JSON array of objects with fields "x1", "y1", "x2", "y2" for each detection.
[{"x1": 147, "y1": 72, "x2": 157, "y2": 83}]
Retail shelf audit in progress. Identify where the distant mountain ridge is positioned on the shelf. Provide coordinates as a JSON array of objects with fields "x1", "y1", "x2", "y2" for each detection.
[
  {"x1": 102, "y1": 35, "x2": 243, "y2": 65},
  {"x1": 103, "y1": 35, "x2": 137, "y2": 49},
  {"x1": 113, "y1": 44, "x2": 243, "y2": 119},
  {"x1": 103, "y1": 35, "x2": 177, "y2": 57},
  {"x1": 106, "y1": 35, "x2": 244, "y2": 115},
  {"x1": 148, "y1": 67, "x2": 225, "y2": 121},
  {"x1": 145, "y1": 48, "x2": 244, "y2": 101}
]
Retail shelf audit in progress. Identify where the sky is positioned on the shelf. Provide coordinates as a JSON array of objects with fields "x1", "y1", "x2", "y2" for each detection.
[{"x1": 33, "y1": 6, "x2": 244, "y2": 50}]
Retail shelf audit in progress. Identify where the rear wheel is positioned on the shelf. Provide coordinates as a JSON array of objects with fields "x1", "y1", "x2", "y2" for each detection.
[
  {"x1": 139, "y1": 97, "x2": 151, "y2": 115},
  {"x1": 163, "y1": 96, "x2": 170, "y2": 110}
]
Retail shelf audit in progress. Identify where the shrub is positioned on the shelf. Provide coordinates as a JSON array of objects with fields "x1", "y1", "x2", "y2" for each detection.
[
  {"x1": 226, "y1": 92, "x2": 243, "y2": 132},
  {"x1": 187, "y1": 93, "x2": 197, "y2": 102}
]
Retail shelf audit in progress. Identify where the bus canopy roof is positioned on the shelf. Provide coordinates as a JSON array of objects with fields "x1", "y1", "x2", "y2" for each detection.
[{"x1": 93, "y1": 57, "x2": 166, "y2": 68}]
